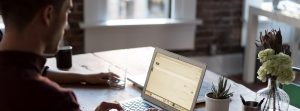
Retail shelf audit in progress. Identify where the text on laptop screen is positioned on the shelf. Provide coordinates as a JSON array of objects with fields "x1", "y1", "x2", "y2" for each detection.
[{"x1": 145, "y1": 53, "x2": 203, "y2": 111}]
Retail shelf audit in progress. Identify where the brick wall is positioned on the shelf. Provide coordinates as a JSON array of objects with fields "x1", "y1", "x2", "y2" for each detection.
[
  {"x1": 64, "y1": 0, "x2": 84, "y2": 54},
  {"x1": 194, "y1": 0, "x2": 244, "y2": 56}
]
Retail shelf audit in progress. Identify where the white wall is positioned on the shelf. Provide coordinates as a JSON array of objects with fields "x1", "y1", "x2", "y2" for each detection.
[{"x1": 84, "y1": 24, "x2": 196, "y2": 52}]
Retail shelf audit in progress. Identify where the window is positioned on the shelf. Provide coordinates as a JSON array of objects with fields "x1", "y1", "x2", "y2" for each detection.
[
  {"x1": 0, "y1": 16, "x2": 4, "y2": 29},
  {"x1": 107, "y1": 0, "x2": 170, "y2": 20}
]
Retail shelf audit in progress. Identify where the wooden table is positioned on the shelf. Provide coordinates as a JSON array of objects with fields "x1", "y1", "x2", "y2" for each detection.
[{"x1": 46, "y1": 47, "x2": 299, "y2": 111}]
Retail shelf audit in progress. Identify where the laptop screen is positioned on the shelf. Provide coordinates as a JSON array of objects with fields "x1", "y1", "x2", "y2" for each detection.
[{"x1": 144, "y1": 53, "x2": 204, "y2": 111}]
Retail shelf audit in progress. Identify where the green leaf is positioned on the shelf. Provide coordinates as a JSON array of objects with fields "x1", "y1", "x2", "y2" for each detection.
[{"x1": 209, "y1": 76, "x2": 233, "y2": 99}]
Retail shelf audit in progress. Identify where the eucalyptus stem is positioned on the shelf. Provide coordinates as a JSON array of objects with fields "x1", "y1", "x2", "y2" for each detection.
[
  {"x1": 272, "y1": 86, "x2": 276, "y2": 111},
  {"x1": 263, "y1": 90, "x2": 272, "y2": 111},
  {"x1": 271, "y1": 76, "x2": 277, "y2": 111},
  {"x1": 278, "y1": 90, "x2": 281, "y2": 111}
]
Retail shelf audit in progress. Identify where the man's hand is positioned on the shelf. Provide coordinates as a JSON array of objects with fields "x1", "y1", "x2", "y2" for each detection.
[
  {"x1": 95, "y1": 101, "x2": 123, "y2": 111},
  {"x1": 84, "y1": 72, "x2": 119, "y2": 85}
]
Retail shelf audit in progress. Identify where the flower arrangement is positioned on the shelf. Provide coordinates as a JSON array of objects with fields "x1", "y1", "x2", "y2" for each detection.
[
  {"x1": 256, "y1": 29, "x2": 294, "y2": 111},
  {"x1": 257, "y1": 29, "x2": 295, "y2": 84}
]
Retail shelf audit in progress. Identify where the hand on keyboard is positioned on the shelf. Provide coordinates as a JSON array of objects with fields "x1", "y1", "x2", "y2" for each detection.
[
  {"x1": 95, "y1": 101, "x2": 124, "y2": 111},
  {"x1": 121, "y1": 98, "x2": 157, "y2": 111}
]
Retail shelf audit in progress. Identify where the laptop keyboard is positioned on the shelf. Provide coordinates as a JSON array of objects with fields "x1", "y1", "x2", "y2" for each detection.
[{"x1": 121, "y1": 98, "x2": 154, "y2": 111}]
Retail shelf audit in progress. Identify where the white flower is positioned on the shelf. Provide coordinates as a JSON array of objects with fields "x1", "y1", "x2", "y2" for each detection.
[
  {"x1": 274, "y1": 53, "x2": 292, "y2": 66},
  {"x1": 257, "y1": 66, "x2": 268, "y2": 82},
  {"x1": 277, "y1": 67, "x2": 295, "y2": 84},
  {"x1": 257, "y1": 51, "x2": 295, "y2": 84},
  {"x1": 258, "y1": 49, "x2": 275, "y2": 62}
]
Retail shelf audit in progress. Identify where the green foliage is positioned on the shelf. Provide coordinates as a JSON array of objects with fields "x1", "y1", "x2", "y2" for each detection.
[{"x1": 210, "y1": 76, "x2": 233, "y2": 99}]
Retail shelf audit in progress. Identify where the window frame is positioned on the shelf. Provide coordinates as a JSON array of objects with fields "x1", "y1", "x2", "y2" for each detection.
[
  {"x1": 83, "y1": 0, "x2": 198, "y2": 26},
  {"x1": 106, "y1": 0, "x2": 172, "y2": 20},
  {"x1": 0, "y1": 16, "x2": 4, "y2": 30}
]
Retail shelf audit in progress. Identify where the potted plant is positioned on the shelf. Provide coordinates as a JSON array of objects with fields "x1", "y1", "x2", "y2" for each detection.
[{"x1": 205, "y1": 76, "x2": 233, "y2": 111}]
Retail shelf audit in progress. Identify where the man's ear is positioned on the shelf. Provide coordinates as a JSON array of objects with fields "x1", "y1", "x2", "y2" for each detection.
[{"x1": 42, "y1": 5, "x2": 55, "y2": 26}]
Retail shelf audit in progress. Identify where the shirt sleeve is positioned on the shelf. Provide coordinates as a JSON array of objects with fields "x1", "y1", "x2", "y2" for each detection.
[
  {"x1": 56, "y1": 91, "x2": 81, "y2": 111},
  {"x1": 35, "y1": 77, "x2": 81, "y2": 111}
]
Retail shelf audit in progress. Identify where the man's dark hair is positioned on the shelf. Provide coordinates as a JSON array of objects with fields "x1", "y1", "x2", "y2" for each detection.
[{"x1": 0, "y1": 0, "x2": 65, "y2": 30}]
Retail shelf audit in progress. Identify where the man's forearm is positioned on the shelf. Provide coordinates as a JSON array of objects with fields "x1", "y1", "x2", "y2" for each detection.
[{"x1": 46, "y1": 69, "x2": 85, "y2": 84}]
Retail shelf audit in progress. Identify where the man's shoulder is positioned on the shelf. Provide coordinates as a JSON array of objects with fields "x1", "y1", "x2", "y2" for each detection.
[
  {"x1": 31, "y1": 76, "x2": 77, "y2": 100},
  {"x1": 29, "y1": 76, "x2": 80, "y2": 110},
  {"x1": 33, "y1": 76, "x2": 80, "y2": 110}
]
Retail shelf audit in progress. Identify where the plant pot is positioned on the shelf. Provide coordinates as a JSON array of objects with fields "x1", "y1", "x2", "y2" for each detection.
[{"x1": 205, "y1": 93, "x2": 230, "y2": 111}]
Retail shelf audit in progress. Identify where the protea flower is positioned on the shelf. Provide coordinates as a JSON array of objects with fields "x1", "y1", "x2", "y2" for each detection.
[{"x1": 258, "y1": 29, "x2": 291, "y2": 56}]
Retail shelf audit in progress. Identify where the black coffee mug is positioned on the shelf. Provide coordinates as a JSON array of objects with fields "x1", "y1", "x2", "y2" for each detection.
[{"x1": 56, "y1": 46, "x2": 72, "y2": 69}]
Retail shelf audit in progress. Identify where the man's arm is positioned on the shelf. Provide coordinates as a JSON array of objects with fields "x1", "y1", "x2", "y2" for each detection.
[
  {"x1": 46, "y1": 68, "x2": 85, "y2": 84},
  {"x1": 45, "y1": 68, "x2": 118, "y2": 85}
]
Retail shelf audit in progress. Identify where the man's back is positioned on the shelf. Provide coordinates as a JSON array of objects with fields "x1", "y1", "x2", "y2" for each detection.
[{"x1": 0, "y1": 51, "x2": 80, "y2": 111}]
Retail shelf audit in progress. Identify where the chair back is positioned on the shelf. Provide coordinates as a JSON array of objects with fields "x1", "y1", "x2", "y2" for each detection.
[
  {"x1": 282, "y1": 67, "x2": 300, "y2": 108},
  {"x1": 283, "y1": 83, "x2": 300, "y2": 108}
]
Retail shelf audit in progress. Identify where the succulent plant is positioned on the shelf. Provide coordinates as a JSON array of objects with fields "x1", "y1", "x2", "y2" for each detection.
[{"x1": 208, "y1": 76, "x2": 233, "y2": 99}]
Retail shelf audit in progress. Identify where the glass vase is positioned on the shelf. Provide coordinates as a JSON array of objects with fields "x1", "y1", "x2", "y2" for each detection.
[{"x1": 256, "y1": 76, "x2": 290, "y2": 111}]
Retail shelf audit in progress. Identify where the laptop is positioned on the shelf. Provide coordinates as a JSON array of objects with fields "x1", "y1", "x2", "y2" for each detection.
[
  {"x1": 121, "y1": 47, "x2": 207, "y2": 111},
  {"x1": 127, "y1": 73, "x2": 211, "y2": 103},
  {"x1": 127, "y1": 52, "x2": 211, "y2": 103}
]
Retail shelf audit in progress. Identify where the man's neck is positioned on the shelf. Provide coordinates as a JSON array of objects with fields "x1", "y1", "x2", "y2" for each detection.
[{"x1": 0, "y1": 29, "x2": 45, "y2": 55}]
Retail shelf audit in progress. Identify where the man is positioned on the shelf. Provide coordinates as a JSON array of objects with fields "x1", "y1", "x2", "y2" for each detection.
[
  {"x1": 0, "y1": 25, "x2": 115, "y2": 85},
  {"x1": 0, "y1": 0, "x2": 123, "y2": 110}
]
